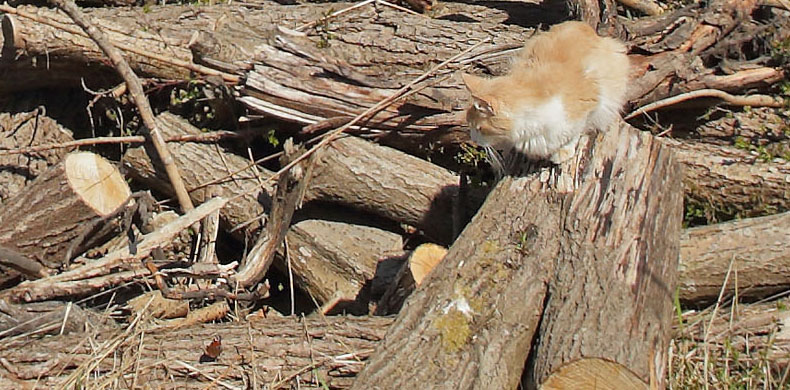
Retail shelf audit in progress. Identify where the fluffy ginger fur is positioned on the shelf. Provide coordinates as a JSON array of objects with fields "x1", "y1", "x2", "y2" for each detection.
[{"x1": 461, "y1": 21, "x2": 630, "y2": 165}]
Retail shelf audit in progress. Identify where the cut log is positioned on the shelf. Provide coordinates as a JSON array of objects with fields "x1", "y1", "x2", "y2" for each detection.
[
  {"x1": 409, "y1": 243, "x2": 447, "y2": 286},
  {"x1": 374, "y1": 242, "x2": 446, "y2": 315},
  {"x1": 123, "y1": 113, "x2": 431, "y2": 305},
  {"x1": 124, "y1": 113, "x2": 271, "y2": 240},
  {"x1": 281, "y1": 218, "x2": 404, "y2": 314},
  {"x1": 525, "y1": 127, "x2": 682, "y2": 389},
  {"x1": 1, "y1": 197, "x2": 228, "y2": 303},
  {"x1": 0, "y1": 315, "x2": 393, "y2": 389},
  {"x1": 353, "y1": 174, "x2": 561, "y2": 390},
  {"x1": 680, "y1": 210, "x2": 790, "y2": 304},
  {"x1": 0, "y1": 152, "x2": 131, "y2": 273},
  {"x1": 377, "y1": 207, "x2": 790, "y2": 308},
  {"x1": 352, "y1": 121, "x2": 683, "y2": 389}
]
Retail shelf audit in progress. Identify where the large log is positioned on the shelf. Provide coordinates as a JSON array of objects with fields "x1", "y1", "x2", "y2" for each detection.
[
  {"x1": 308, "y1": 135, "x2": 459, "y2": 243},
  {"x1": 0, "y1": 315, "x2": 393, "y2": 389},
  {"x1": 0, "y1": 152, "x2": 131, "y2": 273},
  {"x1": 377, "y1": 207, "x2": 790, "y2": 308},
  {"x1": 528, "y1": 128, "x2": 682, "y2": 389},
  {"x1": 0, "y1": 299, "x2": 116, "y2": 338},
  {"x1": 680, "y1": 210, "x2": 790, "y2": 304},
  {"x1": 352, "y1": 120, "x2": 683, "y2": 389},
  {"x1": 353, "y1": 175, "x2": 559, "y2": 390},
  {"x1": 124, "y1": 113, "x2": 446, "y2": 304},
  {"x1": 0, "y1": 110, "x2": 75, "y2": 285}
]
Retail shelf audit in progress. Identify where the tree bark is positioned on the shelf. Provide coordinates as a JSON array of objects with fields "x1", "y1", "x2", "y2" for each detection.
[
  {"x1": 664, "y1": 138, "x2": 790, "y2": 221},
  {"x1": 0, "y1": 152, "x2": 131, "y2": 271},
  {"x1": 527, "y1": 126, "x2": 682, "y2": 389},
  {"x1": 309, "y1": 135, "x2": 460, "y2": 244},
  {"x1": 352, "y1": 120, "x2": 683, "y2": 389},
  {"x1": 1, "y1": 198, "x2": 227, "y2": 303},
  {"x1": 679, "y1": 210, "x2": 790, "y2": 304},
  {"x1": 0, "y1": 315, "x2": 393, "y2": 389},
  {"x1": 5, "y1": 0, "x2": 781, "y2": 216},
  {"x1": 353, "y1": 174, "x2": 559, "y2": 390},
  {"x1": 0, "y1": 299, "x2": 116, "y2": 338}
]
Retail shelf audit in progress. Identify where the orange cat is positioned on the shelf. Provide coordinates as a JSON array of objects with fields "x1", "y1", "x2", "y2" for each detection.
[{"x1": 462, "y1": 21, "x2": 630, "y2": 167}]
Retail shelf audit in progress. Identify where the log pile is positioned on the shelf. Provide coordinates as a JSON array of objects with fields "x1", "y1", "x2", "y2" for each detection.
[{"x1": 0, "y1": 0, "x2": 789, "y2": 388}]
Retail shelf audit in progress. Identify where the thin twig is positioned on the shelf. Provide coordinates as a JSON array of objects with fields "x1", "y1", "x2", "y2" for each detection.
[
  {"x1": 58, "y1": 302, "x2": 73, "y2": 336},
  {"x1": 44, "y1": 0, "x2": 195, "y2": 214},
  {"x1": 285, "y1": 237, "x2": 295, "y2": 316},
  {"x1": 625, "y1": 89, "x2": 785, "y2": 120},
  {"x1": 702, "y1": 255, "x2": 737, "y2": 390},
  {"x1": 375, "y1": 0, "x2": 423, "y2": 16}
]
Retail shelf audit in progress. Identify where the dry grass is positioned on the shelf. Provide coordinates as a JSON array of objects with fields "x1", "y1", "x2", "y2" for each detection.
[{"x1": 669, "y1": 296, "x2": 790, "y2": 389}]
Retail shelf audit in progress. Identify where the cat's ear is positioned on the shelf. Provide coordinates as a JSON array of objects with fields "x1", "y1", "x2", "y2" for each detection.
[
  {"x1": 461, "y1": 73, "x2": 495, "y2": 114},
  {"x1": 460, "y1": 73, "x2": 485, "y2": 93}
]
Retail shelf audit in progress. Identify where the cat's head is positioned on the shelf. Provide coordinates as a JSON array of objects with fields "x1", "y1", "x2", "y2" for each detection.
[{"x1": 461, "y1": 73, "x2": 514, "y2": 151}]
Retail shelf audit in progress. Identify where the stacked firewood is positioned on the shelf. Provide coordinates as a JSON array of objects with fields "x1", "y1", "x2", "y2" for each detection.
[{"x1": 0, "y1": 0, "x2": 789, "y2": 388}]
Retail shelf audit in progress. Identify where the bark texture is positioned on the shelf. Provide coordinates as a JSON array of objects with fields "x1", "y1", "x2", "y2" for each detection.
[
  {"x1": 353, "y1": 175, "x2": 558, "y2": 390},
  {"x1": 0, "y1": 110, "x2": 74, "y2": 203},
  {"x1": 0, "y1": 299, "x2": 117, "y2": 338},
  {"x1": 527, "y1": 125, "x2": 683, "y2": 389},
  {"x1": 3, "y1": 1, "x2": 781, "y2": 217},
  {"x1": 680, "y1": 210, "x2": 790, "y2": 303},
  {"x1": 3, "y1": 0, "x2": 781, "y2": 114},
  {"x1": 664, "y1": 138, "x2": 790, "y2": 221},
  {"x1": 309, "y1": 135, "x2": 459, "y2": 243}
]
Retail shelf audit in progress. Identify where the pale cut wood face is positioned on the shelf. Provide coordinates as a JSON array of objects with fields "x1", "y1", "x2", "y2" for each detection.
[{"x1": 461, "y1": 21, "x2": 630, "y2": 159}]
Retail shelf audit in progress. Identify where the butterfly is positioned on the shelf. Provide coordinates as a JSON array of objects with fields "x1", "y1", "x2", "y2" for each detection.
[{"x1": 199, "y1": 336, "x2": 222, "y2": 362}]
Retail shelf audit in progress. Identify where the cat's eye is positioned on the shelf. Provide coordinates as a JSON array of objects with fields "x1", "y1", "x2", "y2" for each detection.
[{"x1": 473, "y1": 100, "x2": 493, "y2": 115}]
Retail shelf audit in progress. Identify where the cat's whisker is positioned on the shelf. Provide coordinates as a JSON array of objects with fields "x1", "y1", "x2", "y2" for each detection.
[{"x1": 483, "y1": 146, "x2": 506, "y2": 178}]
